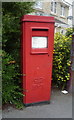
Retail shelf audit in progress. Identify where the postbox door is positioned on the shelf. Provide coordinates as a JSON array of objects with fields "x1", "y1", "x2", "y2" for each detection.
[{"x1": 22, "y1": 22, "x2": 54, "y2": 104}]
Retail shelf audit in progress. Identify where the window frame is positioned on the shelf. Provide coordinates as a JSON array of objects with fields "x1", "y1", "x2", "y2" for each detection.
[
  {"x1": 60, "y1": 5, "x2": 65, "y2": 17},
  {"x1": 51, "y1": 1, "x2": 57, "y2": 14}
]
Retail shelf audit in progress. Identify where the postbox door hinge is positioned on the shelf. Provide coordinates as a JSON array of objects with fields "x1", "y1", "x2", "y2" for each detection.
[
  {"x1": 21, "y1": 74, "x2": 26, "y2": 76},
  {"x1": 23, "y1": 89, "x2": 28, "y2": 92}
]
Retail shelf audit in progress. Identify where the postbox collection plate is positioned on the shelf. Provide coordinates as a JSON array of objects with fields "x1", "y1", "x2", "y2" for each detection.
[{"x1": 32, "y1": 37, "x2": 48, "y2": 48}]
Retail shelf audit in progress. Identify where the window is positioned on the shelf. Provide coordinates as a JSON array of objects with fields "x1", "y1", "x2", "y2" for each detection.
[
  {"x1": 51, "y1": 1, "x2": 57, "y2": 14},
  {"x1": 35, "y1": 12, "x2": 44, "y2": 16},
  {"x1": 34, "y1": 1, "x2": 42, "y2": 9},
  {"x1": 61, "y1": 5, "x2": 65, "y2": 16},
  {"x1": 60, "y1": 29, "x2": 64, "y2": 34}
]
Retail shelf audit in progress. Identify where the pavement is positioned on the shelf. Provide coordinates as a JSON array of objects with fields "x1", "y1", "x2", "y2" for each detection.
[{"x1": 2, "y1": 88, "x2": 72, "y2": 118}]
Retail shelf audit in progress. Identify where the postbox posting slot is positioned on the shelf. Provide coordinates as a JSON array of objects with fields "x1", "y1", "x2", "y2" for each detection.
[{"x1": 31, "y1": 28, "x2": 49, "y2": 54}]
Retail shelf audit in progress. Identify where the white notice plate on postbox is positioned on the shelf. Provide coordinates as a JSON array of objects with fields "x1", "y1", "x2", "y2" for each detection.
[{"x1": 32, "y1": 37, "x2": 48, "y2": 48}]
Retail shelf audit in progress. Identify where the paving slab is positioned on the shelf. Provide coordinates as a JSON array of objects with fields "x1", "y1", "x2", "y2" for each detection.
[{"x1": 2, "y1": 89, "x2": 72, "y2": 118}]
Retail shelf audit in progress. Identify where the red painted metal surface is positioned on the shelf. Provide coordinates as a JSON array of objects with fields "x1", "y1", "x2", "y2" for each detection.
[{"x1": 21, "y1": 15, "x2": 55, "y2": 105}]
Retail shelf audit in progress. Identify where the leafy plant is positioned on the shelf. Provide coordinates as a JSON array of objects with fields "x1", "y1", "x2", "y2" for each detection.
[
  {"x1": 2, "y1": 51, "x2": 23, "y2": 109},
  {"x1": 65, "y1": 27, "x2": 73, "y2": 37},
  {"x1": 2, "y1": 2, "x2": 34, "y2": 61},
  {"x1": 2, "y1": 2, "x2": 34, "y2": 108},
  {"x1": 52, "y1": 32, "x2": 72, "y2": 90}
]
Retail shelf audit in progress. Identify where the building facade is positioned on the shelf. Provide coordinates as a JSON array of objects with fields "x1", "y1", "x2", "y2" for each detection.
[{"x1": 29, "y1": 0, "x2": 71, "y2": 34}]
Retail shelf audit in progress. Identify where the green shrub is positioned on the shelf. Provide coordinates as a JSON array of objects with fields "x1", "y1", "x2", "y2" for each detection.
[
  {"x1": 65, "y1": 28, "x2": 73, "y2": 37},
  {"x1": 2, "y1": 2, "x2": 34, "y2": 108},
  {"x1": 2, "y1": 51, "x2": 23, "y2": 109},
  {"x1": 52, "y1": 32, "x2": 72, "y2": 90}
]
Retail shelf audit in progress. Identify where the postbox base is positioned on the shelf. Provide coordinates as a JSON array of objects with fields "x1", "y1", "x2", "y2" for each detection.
[{"x1": 24, "y1": 101, "x2": 50, "y2": 107}]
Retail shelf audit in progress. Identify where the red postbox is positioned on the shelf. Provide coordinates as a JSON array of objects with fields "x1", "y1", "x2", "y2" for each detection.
[{"x1": 21, "y1": 15, "x2": 55, "y2": 106}]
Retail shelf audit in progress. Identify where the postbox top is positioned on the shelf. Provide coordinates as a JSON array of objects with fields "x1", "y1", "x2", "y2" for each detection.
[{"x1": 21, "y1": 15, "x2": 55, "y2": 23}]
